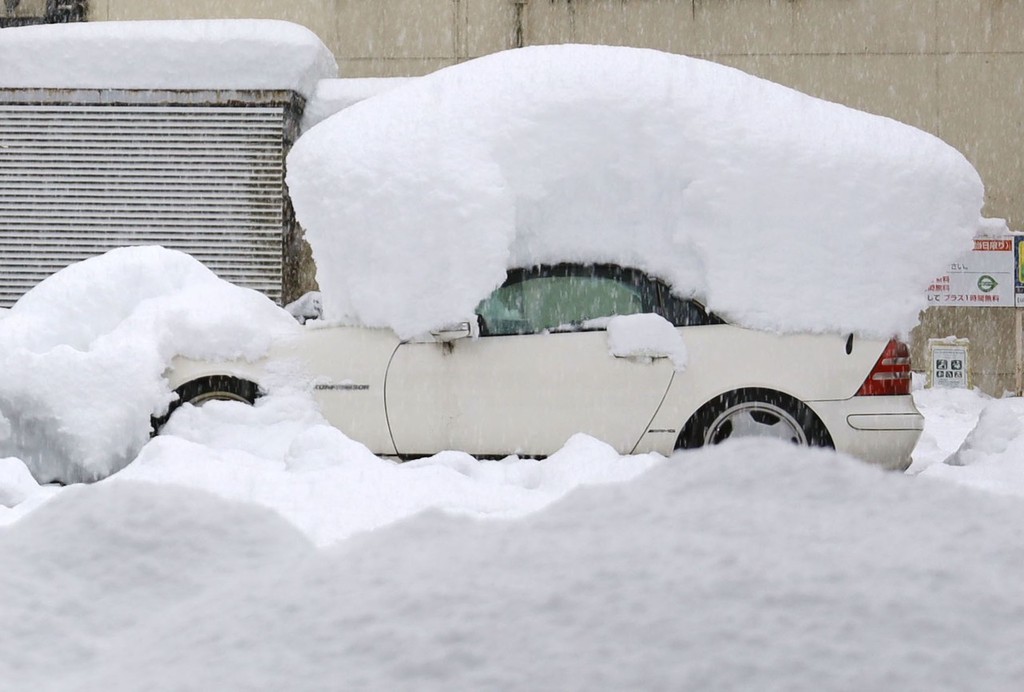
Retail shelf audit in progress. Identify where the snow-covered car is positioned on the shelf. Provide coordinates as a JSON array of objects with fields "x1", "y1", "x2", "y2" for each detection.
[{"x1": 163, "y1": 263, "x2": 922, "y2": 470}]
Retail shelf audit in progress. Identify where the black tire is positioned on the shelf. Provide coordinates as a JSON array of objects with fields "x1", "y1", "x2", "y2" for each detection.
[
  {"x1": 676, "y1": 388, "x2": 833, "y2": 451},
  {"x1": 151, "y1": 376, "x2": 259, "y2": 434}
]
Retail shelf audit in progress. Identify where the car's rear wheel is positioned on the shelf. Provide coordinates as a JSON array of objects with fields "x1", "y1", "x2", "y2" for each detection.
[
  {"x1": 676, "y1": 388, "x2": 833, "y2": 450},
  {"x1": 152, "y1": 376, "x2": 258, "y2": 434}
]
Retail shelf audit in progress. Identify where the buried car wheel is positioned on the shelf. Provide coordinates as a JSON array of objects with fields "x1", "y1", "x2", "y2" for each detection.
[
  {"x1": 151, "y1": 376, "x2": 259, "y2": 433},
  {"x1": 676, "y1": 388, "x2": 833, "y2": 451}
]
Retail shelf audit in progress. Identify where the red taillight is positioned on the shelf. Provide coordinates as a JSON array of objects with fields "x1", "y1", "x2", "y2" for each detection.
[{"x1": 856, "y1": 339, "x2": 912, "y2": 396}]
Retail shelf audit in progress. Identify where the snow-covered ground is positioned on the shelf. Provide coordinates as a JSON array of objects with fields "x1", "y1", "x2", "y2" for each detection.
[
  {"x1": 2, "y1": 383, "x2": 1023, "y2": 691},
  {"x1": 0, "y1": 36, "x2": 1019, "y2": 689}
]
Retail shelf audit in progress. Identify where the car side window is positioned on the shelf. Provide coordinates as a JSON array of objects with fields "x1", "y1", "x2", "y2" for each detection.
[
  {"x1": 656, "y1": 288, "x2": 720, "y2": 327},
  {"x1": 478, "y1": 274, "x2": 648, "y2": 336}
]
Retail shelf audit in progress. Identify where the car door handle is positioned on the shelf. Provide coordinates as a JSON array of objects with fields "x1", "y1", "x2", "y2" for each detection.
[{"x1": 614, "y1": 353, "x2": 668, "y2": 364}]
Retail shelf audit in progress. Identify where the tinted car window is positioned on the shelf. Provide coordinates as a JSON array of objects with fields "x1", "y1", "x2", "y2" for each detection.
[
  {"x1": 476, "y1": 264, "x2": 719, "y2": 336},
  {"x1": 478, "y1": 273, "x2": 651, "y2": 336},
  {"x1": 656, "y1": 284, "x2": 723, "y2": 327}
]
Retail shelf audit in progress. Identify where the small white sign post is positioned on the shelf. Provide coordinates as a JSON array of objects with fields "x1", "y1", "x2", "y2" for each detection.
[{"x1": 927, "y1": 338, "x2": 970, "y2": 389}]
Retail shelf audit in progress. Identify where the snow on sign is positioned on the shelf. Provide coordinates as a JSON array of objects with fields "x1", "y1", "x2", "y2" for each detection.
[
  {"x1": 926, "y1": 236, "x2": 1015, "y2": 307},
  {"x1": 928, "y1": 338, "x2": 970, "y2": 389}
]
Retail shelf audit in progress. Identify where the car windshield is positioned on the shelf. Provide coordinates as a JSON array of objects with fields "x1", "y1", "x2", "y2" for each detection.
[{"x1": 477, "y1": 273, "x2": 648, "y2": 335}]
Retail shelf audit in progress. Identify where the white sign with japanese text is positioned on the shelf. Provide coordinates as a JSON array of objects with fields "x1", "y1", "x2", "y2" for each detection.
[{"x1": 926, "y1": 236, "x2": 1014, "y2": 307}]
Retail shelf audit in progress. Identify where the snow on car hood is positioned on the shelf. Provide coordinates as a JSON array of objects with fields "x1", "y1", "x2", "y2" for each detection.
[
  {"x1": 0, "y1": 19, "x2": 337, "y2": 98},
  {"x1": 0, "y1": 246, "x2": 300, "y2": 484},
  {"x1": 287, "y1": 44, "x2": 987, "y2": 340}
]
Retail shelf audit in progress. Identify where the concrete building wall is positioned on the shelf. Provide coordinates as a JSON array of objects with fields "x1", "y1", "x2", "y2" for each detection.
[{"x1": 85, "y1": 0, "x2": 1024, "y2": 393}]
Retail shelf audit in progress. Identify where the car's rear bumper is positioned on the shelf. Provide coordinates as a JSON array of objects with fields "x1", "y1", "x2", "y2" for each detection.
[{"x1": 807, "y1": 395, "x2": 923, "y2": 471}]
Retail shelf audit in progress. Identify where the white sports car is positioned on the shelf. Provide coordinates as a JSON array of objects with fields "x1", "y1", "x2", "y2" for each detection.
[{"x1": 164, "y1": 263, "x2": 923, "y2": 469}]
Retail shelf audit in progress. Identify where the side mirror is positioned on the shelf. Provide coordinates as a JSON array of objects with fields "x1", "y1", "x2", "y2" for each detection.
[
  {"x1": 430, "y1": 320, "x2": 478, "y2": 342},
  {"x1": 284, "y1": 291, "x2": 323, "y2": 325}
]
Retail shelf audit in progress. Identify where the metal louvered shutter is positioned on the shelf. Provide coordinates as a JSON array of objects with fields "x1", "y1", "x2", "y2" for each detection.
[{"x1": 0, "y1": 100, "x2": 288, "y2": 306}]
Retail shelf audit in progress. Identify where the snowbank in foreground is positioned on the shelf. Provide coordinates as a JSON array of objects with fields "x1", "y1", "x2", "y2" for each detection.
[
  {"x1": 113, "y1": 392, "x2": 660, "y2": 546},
  {"x1": 0, "y1": 247, "x2": 299, "y2": 484},
  {"x1": 288, "y1": 44, "x2": 986, "y2": 339},
  {"x1": 0, "y1": 20, "x2": 337, "y2": 98},
  {"x1": 3, "y1": 441, "x2": 1024, "y2": 691}
]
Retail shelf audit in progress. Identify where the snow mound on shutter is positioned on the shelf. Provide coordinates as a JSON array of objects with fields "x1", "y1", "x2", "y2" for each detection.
[{"x1": 0, "y1": 20, "x2": 337, "y2": 98}]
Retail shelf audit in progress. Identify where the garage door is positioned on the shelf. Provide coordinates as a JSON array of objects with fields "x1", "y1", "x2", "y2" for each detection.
[{"x1": 0, "y1": 102, "x2": 286, "y2": 306}]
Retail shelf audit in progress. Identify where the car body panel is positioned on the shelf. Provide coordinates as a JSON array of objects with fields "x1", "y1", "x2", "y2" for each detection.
[
  {"x1": 636, "y1": 325, "x2": 888, "y2": 451},
  {"x1": 807, "y1": 396, "x2": 922, "y2": 470},
  {"x1": 385, "y1": 330, "x2": 674, "y2": 456},
  {"x1": 285, "y1": 326, "x2": 400, "y2": 455},
  {"x1": 633, "y1": 325, "x2": 922, "y2": 468},
  {"x1": 169, "y1": 325, "x2": 400, "y2": 455}
]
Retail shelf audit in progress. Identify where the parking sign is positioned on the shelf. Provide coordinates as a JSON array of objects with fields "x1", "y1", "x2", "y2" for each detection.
[{"x1": 927, "y1": 338, "x2": 970, "y2": 389}]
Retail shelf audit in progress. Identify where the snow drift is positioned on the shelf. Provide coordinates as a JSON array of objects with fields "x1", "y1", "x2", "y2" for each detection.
[
  {"x1": 0, "y1": 19, "x2": 337, "y2": 98},
  {"x1": 2, "y1": 351, "x2": 1023, "y2": 689},
  {"x1": 0, "y1": 247, "x2": 299, "y2": 484},
  {"x1": 301, "y1": 77, "x2": 414, "y2": 131},
  {"x1": 919, "y1": 396, "x2": 1024, "y2": 496},
  {"x1": 3, "y1": 442, "x2": 1024, "y2": 690},
  {"x1": 288, "y1": 44, "x2": 986, "y2": 339},
  {"x1": 113, "y1": 393, "x2": 660, "y2": 546}
]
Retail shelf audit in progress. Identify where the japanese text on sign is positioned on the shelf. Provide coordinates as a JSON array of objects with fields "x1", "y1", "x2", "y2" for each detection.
[{"x1": 927, "y1": 236, "x2": 1015, "y2": 307}]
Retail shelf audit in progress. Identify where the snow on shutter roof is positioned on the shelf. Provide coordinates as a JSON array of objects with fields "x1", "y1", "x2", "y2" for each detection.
[{"x1": 0, "y1": 90, "x2": 297, "y2": 307}]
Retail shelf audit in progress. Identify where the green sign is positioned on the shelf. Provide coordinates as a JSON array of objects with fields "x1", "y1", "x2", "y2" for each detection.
[{"x1": 978, "y1": 274, "x2": 998, "y2": 292}]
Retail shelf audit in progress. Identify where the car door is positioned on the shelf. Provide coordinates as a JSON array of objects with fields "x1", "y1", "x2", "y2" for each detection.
[
  {"x1": 384, "y1": 266, "x2": 676, "y2": 456},
  {"x1": 273, "y1": 325, "x2": 401, "y2": 455}
]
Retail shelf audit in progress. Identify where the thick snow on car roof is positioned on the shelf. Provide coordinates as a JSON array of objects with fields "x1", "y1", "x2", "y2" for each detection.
[
  {"x1": 288, "y1": 44, "x2": 989, "y2": 339},
  {"x1": 301, "y1": 77, "x2": 415, "y2": 131},
  {"x1": 0, "y1": 20, "x2": 337, "y2": 98}
]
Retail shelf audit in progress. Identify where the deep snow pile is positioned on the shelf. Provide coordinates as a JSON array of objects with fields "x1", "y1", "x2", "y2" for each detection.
[
  {"x1": 2, "y1": 374, "x2": 1024, "y2": 689},
  {"x1": 3, "y1": 441, "x2": 1024, "y2": 691},
  {"x1": 301, "y1": 77, "x2": 414, "y2": 131},
  {"x1": 906, "y1": 384, "x2": 1024, "y2": 499},
  {"x1": 908, "y1": 384, "x2": 990, "y2": 472},
  {"x1": 0, "y1": 247, "x2": 299, "y2": 484},
  {"x1": 0, "y1": 20, "x2": 337, "y2": 97},
  {"x1": 113, "y1": 392, "x2": 659, "y2": 546},
  {"x1": 918, "y1": 394, "x2": 1024, "y2": 496},
  {"x1": 288, "y1": 44, "x2": 986, "y2": 339}
]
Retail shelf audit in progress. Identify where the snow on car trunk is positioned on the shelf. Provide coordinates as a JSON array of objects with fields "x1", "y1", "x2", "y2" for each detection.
[
  {"x1": 287, "y1": 44, "x2": 988, "y2": 340},
  {"x1": 0, "y1": 247, "x2": 300, "y2": 484}
]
